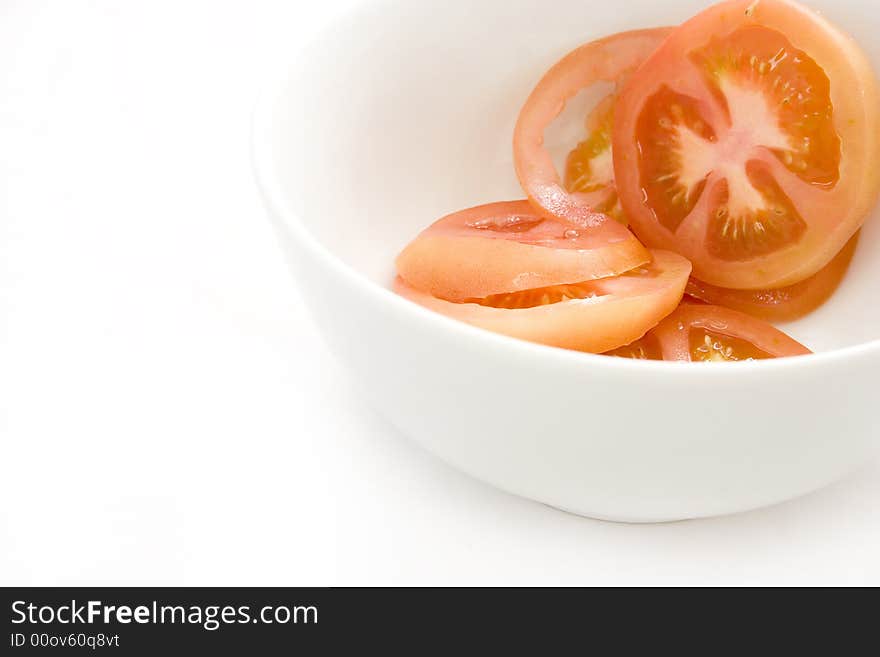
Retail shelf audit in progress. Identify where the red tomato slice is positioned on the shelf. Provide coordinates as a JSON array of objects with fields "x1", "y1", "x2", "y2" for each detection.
[
  {"x1": 395, "y1": 250, "x2": 691, "y2": 353},
  {"x1": 613, "y1": 0, "x2": 880, "y2": 289},
  {"x1": 607, "y1": 303, "x2": 811, "y2": 361},
  {"x1": 395, "y1": 200, "x2": 649, "y2": 302},
  {"x1": 514, "y1": 28, "x2": 672, "y2": 229},
  {"x1": 564, "y1": 95, "x2": 627, "y2": 223},
  {"x1": 685, "y1": 231, "x2": 859, "y2": 321}
]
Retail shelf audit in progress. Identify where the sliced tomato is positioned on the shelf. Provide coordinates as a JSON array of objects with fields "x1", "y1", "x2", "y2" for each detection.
[
  {"x1": 514, "y1": 28, "x2": 672, "y2": 229},
  {"x1": 604, "y1": 331, "x2": 664, "y2": 360},
  {"x1": 395, "y1": 200, "x2": 649, "y2": 302},
  {"x1": 395, "y1": 250, "x2": 691, "y2": 353},
  {"x1": 564, "y1": 95, "x2": 627, "y2": 223},
  {"x1": 613, "y1": 0, "x2": 880, "y2": 289},
  {"x1": 607, "y1": 303, "x2": 811, "y2": 361},
  {"x1": 685, "y1": 232, "x2": 859, "y2": 321}
]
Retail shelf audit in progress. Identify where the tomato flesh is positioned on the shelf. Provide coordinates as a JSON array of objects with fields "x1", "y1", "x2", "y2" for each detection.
[
  {"x1": 607, "y1": 303, "x2": 812, "y2": 361},
  {"x1": 688, "y1": 329, "x2": 773, "y2": 362},
  {"x1": 685, "y1": 232, "x2": 859, "y2": 321},
  {"x1": 395, "y1": 200, "x2": 650, "y2": 302},
  {"x1": 514, "y1": 28, "x2": 672, "y2": 228},
  {"x1": 637, "y1": 25, "x2": 833, "y2": 261},
  {"x1": 564, "y1": 96, "x2": 626, "y2": 223},
  {"x1": 466, "y1": 281, "x2": 605, "y2": 310},
  {"x1": 692, "y1": 24, "x2": 841, "y2": 188},
  {"x1": 395, "y1": 250, "x2": 691, "y2": 354},
  {"x1": 605, "y1": 331, "x2": 663, "y2": 360},
  {"x1": 613, "y1": 0, "x2": 880, "y2": 289}
]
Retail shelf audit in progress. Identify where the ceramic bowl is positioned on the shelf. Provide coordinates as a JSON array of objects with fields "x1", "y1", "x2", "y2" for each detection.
[{"x1": 253, "y1": 0, "x2": 880, "y2": 521}]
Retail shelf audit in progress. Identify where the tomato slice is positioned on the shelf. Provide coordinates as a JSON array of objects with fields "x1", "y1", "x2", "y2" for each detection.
[
  {"x1": 607, "y1": 303, "x2": 812, "y2": 361},
  {"x1": 565, "y1": 93, "x2": 858, "y2": 321},
  {"x1": 564, "y1": 95, "x2": 627, "y2": 223},
  {"x1": 395, "y1": 250, "x2": 691, "y2": 353},
  {"x1": 514, "y1": 28, "x2": 672, "y2": 229},
  {"x1": 685, "y1": 231, "x2": 859, "y2": 321},
  {"x1": 395, "y1": 200, "x2": 649, "y2": 302},
  {"x1": 613, "y1": 0, "x2": 880, "y2": 289}
]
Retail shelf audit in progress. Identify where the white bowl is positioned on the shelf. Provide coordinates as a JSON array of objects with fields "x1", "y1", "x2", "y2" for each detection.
[{"x1": 253, "y1": 0, "x2": 880, "y2": 522}]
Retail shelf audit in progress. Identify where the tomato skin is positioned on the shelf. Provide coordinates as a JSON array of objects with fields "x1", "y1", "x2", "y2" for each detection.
[
  {"x1": 513, "y1": 28, "x2": 672, "y2": 228},
  {"x1": 394, "y1": 250, "x2": 691, "y2": 354},
  {"x1": 685, "y1": 232, "x2": 859, "y2": 322},
  {"x1": 613, "y1": 0, "x2": 880, "y2": 289},
  {"x1": 396, "y1": 200, "x2": 649, "y2": 302},
  {"x1": 638, "y1": 304, "x2": 812, "y2": 361}
]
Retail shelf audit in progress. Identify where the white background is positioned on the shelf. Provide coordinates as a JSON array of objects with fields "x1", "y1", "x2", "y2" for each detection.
[{"x1": 1, "y1": 0, "x2": 879, "y2": 586}]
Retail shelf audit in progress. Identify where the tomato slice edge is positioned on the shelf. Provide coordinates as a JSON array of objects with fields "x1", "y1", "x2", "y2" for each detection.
[
  {"x1": 684, "y1": 232, "x2": 859, "y2": 322},
  {"x1": 396, "y1": 200, "x2": 650, "y2": 302},
  {"x1": 393, "y1": 250, "x2": 690, "y2": 353},
  {"x1": 651, "y1": 303, "x2": 812, "y2": 361},
  {"x1": 514, "y1": 28, "x2": 673, "y2": 229}
]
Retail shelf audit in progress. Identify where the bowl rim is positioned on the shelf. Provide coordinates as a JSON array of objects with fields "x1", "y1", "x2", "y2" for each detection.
[{"x1": 250, "y1": 0, "x2": 880, "y2": 376}]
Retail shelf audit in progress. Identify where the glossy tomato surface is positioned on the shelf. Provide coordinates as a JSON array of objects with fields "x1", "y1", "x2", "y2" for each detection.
[
  {"x1": 395, "y1": 250, "x2": 691, "y2": 353},
  {"x1": 607, "y1": 303, "x2": 812, "y2": 361},
  {"x1": 514, "y1": 28, "x2": 671, "y2": 228},
  {"x1": 564, "y1": 95, "x2": 627, "y2": 223},
  {"x1": 685, "y1": 232, "x2": 859, "y2": 321},
  {"x1": 613, "y1": 0, "x2": 880, "y2": 289},
  {"x1": 395, "y1": 200, "x2": 649, "y2": 302}
]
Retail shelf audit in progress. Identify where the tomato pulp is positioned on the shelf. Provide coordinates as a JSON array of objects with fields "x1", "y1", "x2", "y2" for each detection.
[
  {"x1": 395, "y1": 250, "x2": 691, "y2": 354},
  {"x1": 607, "y1": 303, "x2": 812, "y2": 361},
  {"x1": 685, "y1": 232, "x2": 859, "y2": 321},
  {"x1": 514, "y1": 28, "x2": 672, "y2": 228},
  {"x1": 396, "y1": 200, "x2": 649, "y2": 302},
  {"x1": 613, "y1": 0, "x2": 880, "y2": 289}
]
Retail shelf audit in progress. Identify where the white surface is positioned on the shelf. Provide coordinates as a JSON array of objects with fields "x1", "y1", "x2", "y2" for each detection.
[
  {"x1": 0, "y1": 0, "x2": 878, "y2": 585},
  {"x1": 257, "y1": 0, "x2": 880, "y2": 523}
]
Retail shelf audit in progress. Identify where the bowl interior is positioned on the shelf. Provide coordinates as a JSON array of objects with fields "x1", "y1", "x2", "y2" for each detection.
[{"x1": 267, "y1": 0, "x2": 880, "y2": 353}]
